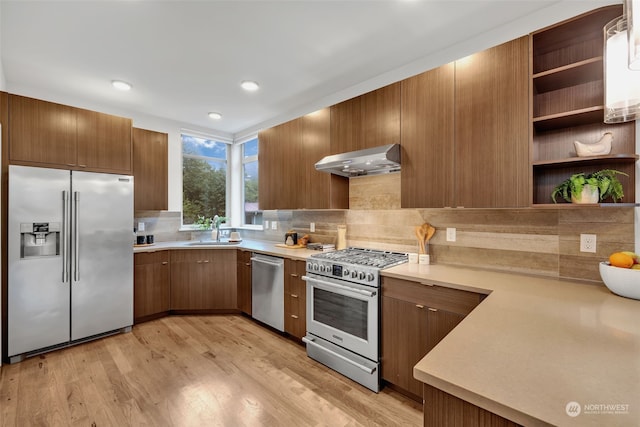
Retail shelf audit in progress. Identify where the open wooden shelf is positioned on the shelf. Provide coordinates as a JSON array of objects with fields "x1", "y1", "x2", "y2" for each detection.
[
  {"x1": 532, "y1": 154, "x2": 639, "y2": 168},
  {"x1": 533, "y1": 57, "x2": 603, "y2": 93},
  {"x1": 532, "y1": 106, "x2": 604, "y2": 131}
]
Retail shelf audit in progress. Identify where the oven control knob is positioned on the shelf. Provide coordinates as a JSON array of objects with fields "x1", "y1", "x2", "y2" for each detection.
[
  {"x1": 366, "y1": 273, "x2": 375, "y2": 282},
  {"x1": 313, "y1": 263, "x2": 319, "y2": 271},
  {"x1": 351, "y1": 270, "x2": 358, "y2": 279},
  {"x1": 358, "y1": 271, "x2": 366, "y2": 280},
  {"x1": 343, "y1": 269, "x2": 350, "y2": 277},
  {"x1": 322, "y1": 265, "x2": 329, "y2": 273}
]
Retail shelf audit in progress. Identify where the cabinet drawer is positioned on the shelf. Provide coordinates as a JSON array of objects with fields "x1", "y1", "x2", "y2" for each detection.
[
  {"x1": 382, "y1": 277, "x2": 481, "y2": 315},
  {"x1": 135, "y1": 251, "x2": 169, "y2": 266}
]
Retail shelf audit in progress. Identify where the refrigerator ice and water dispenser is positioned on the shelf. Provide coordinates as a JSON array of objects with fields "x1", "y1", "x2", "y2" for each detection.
[{"x1": 20, "y1": 222, "x2": 60, "y2": 259}]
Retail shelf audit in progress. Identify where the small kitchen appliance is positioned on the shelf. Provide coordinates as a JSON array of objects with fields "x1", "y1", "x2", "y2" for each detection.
[{"x1": 303, "y1": 247, "x2": 408, "y2": 392}]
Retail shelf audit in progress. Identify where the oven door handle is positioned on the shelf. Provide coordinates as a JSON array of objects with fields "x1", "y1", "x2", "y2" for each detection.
[
  {"x1": 302, "y1": 336, "x2": 376, "y2": 375},
  {"x1": 302, "y1": 275, "x2": 376, "y2": 298}
]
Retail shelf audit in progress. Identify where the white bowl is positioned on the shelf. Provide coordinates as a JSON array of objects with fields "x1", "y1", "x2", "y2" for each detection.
[{"x1": 599, "y1": 262, "x2": 640, "y2": 300}]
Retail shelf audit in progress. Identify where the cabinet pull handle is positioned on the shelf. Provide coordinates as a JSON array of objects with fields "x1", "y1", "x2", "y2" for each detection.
[
  {"x1": 290, "y1": 314, "x2": 298, "y2": 319},
  {"x1": 291, "y1": 273, "x2": 298, "y2": 277},
  {"x1": 245, "y1": 263, "x2": 251, "y2": 266},
  {"x1": 291, "y1": 294, "x2": 298, "y2": 298},
  {"x1": 428, "y1": 307, "x2": 438, "y2": 312},
  {"x1": 78, "y1": 164, "x2": 87, "y2": 168},
  {"x1": 203, "y1": 260, "x2": 210, "y2": 263},
  {"x1": 196, "y1": 260, "x2": 203, "y2": 264},
  {"x1": 161, "y1": 261, "x2": 168, "y2": 265},
  {"x1": 425, "y1": 283, "x2": 435, "y2": 287},
  {"x1": 416, "y1": 304, "x2": 424, "y2": 309}
]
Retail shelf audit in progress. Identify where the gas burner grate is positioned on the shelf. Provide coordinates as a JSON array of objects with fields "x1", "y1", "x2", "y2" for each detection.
[{"x1": 310, "y1": 247, "x2": 408, "y2": 269}]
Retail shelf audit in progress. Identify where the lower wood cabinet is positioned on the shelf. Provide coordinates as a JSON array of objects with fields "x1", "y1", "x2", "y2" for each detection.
[
  {"x1": 237, "y1": 250, "x2": 252, "y2": 315},
  {"x1": 170, "y1": 249, "x2": 237, "y2": 311},
  {"x1": 134, "y1": 251, "x2": 170, "y2": 323},
  {"x1": 381, "y1": 277, "x2": 483, "y2": 399},
  {"x1": 284, "y1": 259, "x2": 306, "y2": 341},
  {"x1": 423, "y1": 384, "x2": 522, "y2": 427}
]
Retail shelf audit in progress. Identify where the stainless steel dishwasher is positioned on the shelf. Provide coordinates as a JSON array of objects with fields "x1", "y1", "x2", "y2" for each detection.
[{"x1": 251, "y1": 253, "x2": 284, "y2": 331}]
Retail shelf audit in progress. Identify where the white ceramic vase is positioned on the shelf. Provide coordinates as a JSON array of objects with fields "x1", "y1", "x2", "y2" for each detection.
[{"x1": 571, "y1": 185, "x2": 599, "y2": 204}]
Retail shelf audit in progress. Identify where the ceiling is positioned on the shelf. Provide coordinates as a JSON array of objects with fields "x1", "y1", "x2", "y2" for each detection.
[{"x1": 0, "y1": 0, "x2": 617, "y2": 139}]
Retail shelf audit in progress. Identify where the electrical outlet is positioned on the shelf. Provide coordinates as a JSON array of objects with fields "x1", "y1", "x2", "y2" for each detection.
[
  {"x1": 446, "y1": 227, "x2": 456, "y2": 242},
  {"x1": 264, "y1": 220, "x2": 269, "y2": 230},
  {"x1": 137, "y1": 222, "x2": 145, "y2": 232},
  {"x1": 271, "y1": 221, "x2": 278, "y2": 230},
  {"x1": 580, "y1": 234, "x2": 597, "y2": 253},
  {"x1": 310, "y1": 222, "x2": 315, "y2": 232}
]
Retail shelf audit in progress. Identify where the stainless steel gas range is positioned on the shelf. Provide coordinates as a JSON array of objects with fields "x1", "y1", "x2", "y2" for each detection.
[{"x1": 302, "y1": 248, "x2": 408, "y2": 392}]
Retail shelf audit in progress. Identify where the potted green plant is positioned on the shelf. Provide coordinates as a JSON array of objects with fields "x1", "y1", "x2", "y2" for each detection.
[
  {"x1": 193, "y1": 215, "x2": 213, "y2": 241},
  {"x1": 551, "y1": 169, "x2": 628, "y2": 204}
]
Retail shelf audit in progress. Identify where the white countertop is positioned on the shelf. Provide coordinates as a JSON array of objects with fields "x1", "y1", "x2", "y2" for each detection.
[{"x1": 384, "y1": 263, "x2": 640, "y2": 426}]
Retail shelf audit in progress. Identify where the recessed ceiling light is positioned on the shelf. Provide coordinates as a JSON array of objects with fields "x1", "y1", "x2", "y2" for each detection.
[
  {"x1": 241, "y1": 80, "x2": 259, "y2": 91},
  {"x1": 111, "y1": 80, "x2": 132, "y2": 91},
  {"x1": 208, "y1": 112, "x2": 222, "y2": 120}
]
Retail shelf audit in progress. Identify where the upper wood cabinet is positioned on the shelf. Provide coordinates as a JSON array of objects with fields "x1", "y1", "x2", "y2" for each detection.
[
  {"x1": 133, "y1": 127, "x2": 168, "y2": 211},
  {"x1": 258, "y1": 118, "x2": 302, "y2": 210},
  {"x1": 401, "y1": 37, "x2": 529, "y2": 208},
  {"x1": 401, "y1": 63, "x2": 455, "y2": 208},
  {"x1": 8, "y1": 94, "x2": 132, "y2": 174},
  {"x1": 258, "y1": 108, "x2": 348, "y2": 210},
  {"x1": 76, "y1": 108, "x2": 132, "y2": 173},
  {"x1": 454, "y1": 36, "x2": 530, "y2": 208},
  {"x1": 530, "y1": 5, "x2": 637, "y2": 206},
  {"x1": 330, "y1": 82, "x2": 401, "y2": 153}
]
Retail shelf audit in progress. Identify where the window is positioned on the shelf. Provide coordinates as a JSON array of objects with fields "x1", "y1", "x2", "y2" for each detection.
[
  {"x1": 243, "y1": 137, "x2": 261, "y2": 225},
  {"x1": 182, "y1": 133, "x2": 228, "y2": 226}
]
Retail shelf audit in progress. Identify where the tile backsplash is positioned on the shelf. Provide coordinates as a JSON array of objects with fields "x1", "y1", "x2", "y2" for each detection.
[{"x1": 135, "y1": 205, "x2": 634, "y2": 283}]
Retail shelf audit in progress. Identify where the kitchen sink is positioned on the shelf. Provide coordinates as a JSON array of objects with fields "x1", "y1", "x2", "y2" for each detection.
[{"x1": 186, "y1": 240, "x2": 241, "y2": 246}]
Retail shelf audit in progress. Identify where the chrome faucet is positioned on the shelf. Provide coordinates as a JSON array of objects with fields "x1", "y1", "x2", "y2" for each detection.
[{"x1": 213, "y1": 215, "x2": 220, "y2": 242}]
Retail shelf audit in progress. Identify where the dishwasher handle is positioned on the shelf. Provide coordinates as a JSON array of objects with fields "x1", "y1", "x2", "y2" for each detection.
[{"x1": 250, "y1": 256, "x2": 283, "y2": 267}]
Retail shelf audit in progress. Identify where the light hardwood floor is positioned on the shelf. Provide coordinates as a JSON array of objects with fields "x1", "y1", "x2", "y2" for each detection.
[{"x1": 0, "y1": 315, "x2": 422, "y2": 426}]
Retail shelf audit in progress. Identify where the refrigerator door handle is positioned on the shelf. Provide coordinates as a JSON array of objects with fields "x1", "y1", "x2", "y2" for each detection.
[
  {"x1": 62, "y1": 190, "x2": 69, "y2": 283},
  {"x1": 73, "y1": 191, "x2": 80, "y2": 282}
]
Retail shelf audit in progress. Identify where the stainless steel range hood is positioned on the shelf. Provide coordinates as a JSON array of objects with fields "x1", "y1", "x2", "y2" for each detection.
[{"x1": 315, "y1": 144, "x2": 401, "y2": 177}]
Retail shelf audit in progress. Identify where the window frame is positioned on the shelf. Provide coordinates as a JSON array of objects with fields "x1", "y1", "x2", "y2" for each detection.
[
  {"x1": 240, "y1": 135, "x2": 261, "y2": 229},
  {"x1": 180, "y1": 130, "x2": 232, "y2": 230}
]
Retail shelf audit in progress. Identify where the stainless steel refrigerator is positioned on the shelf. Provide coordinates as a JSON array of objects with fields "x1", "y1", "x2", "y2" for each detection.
[{"x1": 8, "y1": 165, "x2": 134, "y2": 362}]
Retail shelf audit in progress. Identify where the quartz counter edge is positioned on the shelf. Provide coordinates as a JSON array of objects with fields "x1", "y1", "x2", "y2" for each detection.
[
  {"x1": 382, "y1": 263, "x2": 640, "y2": 427},
  {"x1": 133, "y1": 239, "x2": 318, "y2": 261}
]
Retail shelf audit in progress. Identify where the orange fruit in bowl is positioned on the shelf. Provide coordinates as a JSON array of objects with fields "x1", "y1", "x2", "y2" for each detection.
[{"x1": 609, "y1": 252, "x2": 635, "y2": 269}]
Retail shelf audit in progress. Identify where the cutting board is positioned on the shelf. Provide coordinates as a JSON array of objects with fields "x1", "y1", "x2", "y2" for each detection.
[{"x1": 275, "y1": 243, "x2": 307, "y2": 249}]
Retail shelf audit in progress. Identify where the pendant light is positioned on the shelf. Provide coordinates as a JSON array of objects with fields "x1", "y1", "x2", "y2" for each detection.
[
  {"x1": 627, "y1": 0, "x2": 639, "y2": 69},
  {"x1": 604, "y1": 15, "x2": 640, "y2": 123}
]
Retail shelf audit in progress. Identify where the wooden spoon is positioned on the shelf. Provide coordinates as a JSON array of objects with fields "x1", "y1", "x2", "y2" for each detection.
[{"x1": 415, "y1": 226, "x2": 426, "y2": 254}]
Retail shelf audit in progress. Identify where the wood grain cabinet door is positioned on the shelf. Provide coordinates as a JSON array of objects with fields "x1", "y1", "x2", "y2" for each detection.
[
  {"x1": 400, "y1": 64, "x2": 455, "y2": 208},
  {"x1": 9, "y1": 94, "x2": 77, "y2": 167},
  {"x1": 454, "y1": 36, "x2": 530, "y2": 208},
  {"x1": 258, "y1": 119, "x2": 302, "y2": 210},
  {"x1": 381, "y1": 295, "x2": 429, "y2": 398},
  {"x1": 134, "y1": 251, "x2": 170, "y2": 322},
  {"x1": 237, "y1": 250, "x2": 252, "y2": 315},
  {"x1": 360, "y1": 82, "x2": 401, "y2": 149},
  {"x1": 284, "y1": 259, "x2": 306, "y2": 341},
  {"x1": 76, "y1": 108, "x2": 132, "y2": 174},
  {"x1": 133, "y1": 127, "x2": 168, "y2": 210}
]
